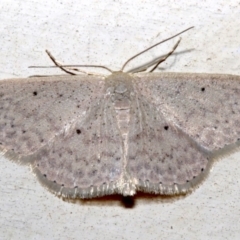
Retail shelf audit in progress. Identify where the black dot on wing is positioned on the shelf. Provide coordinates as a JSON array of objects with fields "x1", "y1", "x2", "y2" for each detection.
[
  {"x1": 164, "y1": 126, "x2": 169, "y2": 130},
  {"x1": 76, "y1": 129, "x2": 81, "y2": 134},
  {"x1": 201, "y1": 87, "x2": 205, "y2": 92},
  {"x1": 33, "y1": 91, "x2": 38, "y2": 96}
]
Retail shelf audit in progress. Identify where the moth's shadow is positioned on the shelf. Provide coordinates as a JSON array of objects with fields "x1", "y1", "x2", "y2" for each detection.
[
  {"x1": 64, "y1": 191, "x2": 189, "y2": 209},
  {"x1": 127, "y1": 48, "x2": 194, "y2": 74}
]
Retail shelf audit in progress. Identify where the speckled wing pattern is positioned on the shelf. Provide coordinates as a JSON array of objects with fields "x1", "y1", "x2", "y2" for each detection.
[
  {"x1": 1, "y1": 72, "x2": 240, "y2": 198},
  {"x1": 0, "y1": 75, "x2": 123, "y2": 198},
  {"x1": 128, "y1": 72, "x2": 240, "y2": 194}
]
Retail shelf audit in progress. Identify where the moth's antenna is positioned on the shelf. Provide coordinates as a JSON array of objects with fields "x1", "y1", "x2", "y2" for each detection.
[
  {"x1": 29, "y1": 50, "x2": 114, "y2": 75},
  {"x1": 121, "y1": 26, "x2": 194, "y2": 72}
]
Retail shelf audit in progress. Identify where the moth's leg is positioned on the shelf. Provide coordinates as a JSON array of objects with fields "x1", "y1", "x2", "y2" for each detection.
[
  {"x1": 45, "y1": 50, "x2": 79, "y2": 75},
  {"x1": 46, "y1": 50, "x2": 109, "y2": 77},
  {"x1": 149, "y1": 38, "x2": 181, "y2": 72}
]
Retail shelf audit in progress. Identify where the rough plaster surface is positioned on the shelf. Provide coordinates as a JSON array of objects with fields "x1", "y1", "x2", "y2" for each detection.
[{"x1": 0, "y1": 1, "x2": 240, "y2": 239}]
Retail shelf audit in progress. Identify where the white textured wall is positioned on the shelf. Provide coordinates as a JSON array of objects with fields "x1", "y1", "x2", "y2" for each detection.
[{"x1": 0, "y1": 1, "x2": 240, "y2": 239}]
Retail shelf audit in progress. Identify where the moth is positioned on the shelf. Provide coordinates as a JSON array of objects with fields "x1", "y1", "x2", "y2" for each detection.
[{"x1": 1, "y1": 27, "x2": 240, "y2": 199}]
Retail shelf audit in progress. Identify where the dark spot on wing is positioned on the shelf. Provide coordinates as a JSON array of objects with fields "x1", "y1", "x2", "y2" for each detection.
[{"x1": 76, "y1": 129, "x2": 81, "y2": 134}]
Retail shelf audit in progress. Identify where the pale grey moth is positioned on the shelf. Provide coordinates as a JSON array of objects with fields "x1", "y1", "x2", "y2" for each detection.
[{"x1": 0, "y1": 28, "x2": 240, "y2": 199}]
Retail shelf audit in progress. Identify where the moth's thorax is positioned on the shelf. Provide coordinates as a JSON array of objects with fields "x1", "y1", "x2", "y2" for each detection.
[
  {"x1": 105, "y1": 71, "x2": 134, "y2": 138},
  {"x1": 105, "y1": 71, "x2": 134, "y2": 109}
]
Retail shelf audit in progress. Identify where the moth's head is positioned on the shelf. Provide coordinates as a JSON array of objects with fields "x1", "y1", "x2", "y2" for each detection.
[
  {"x1": 107, "y1": 71, "x2": 132, "y2": 80},
  {"x1": 105, "y1": 71, "x2": 134, "y2": 100}
]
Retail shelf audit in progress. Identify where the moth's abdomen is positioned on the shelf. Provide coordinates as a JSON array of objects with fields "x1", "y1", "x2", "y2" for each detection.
[{"x1": 114, "y1": 100, "x2": 131, "y2": 137}]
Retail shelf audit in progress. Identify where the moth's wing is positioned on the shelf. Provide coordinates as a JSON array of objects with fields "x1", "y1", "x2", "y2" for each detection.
[
  {"x1": 135, "y1": 73, "x2": 240, "y2": 152},
  {"x1": 32, "y1": 97, "x2": 123, "y2": 198},
  {"x1": 127, "y1": 73, "x2": 240, "y2": 194},
  {"x1": 127, "y1": 91, "x2": 209, "y2": 194},
  {"x1": 0, "y1": 76, "x2": 104, "y2": 162},
  {"x1": 0, "y1": 75, "x2": 105, "y2": 162},
  {"x1": 0, "y1": 75, "x2": 124, "y2": 198}
]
